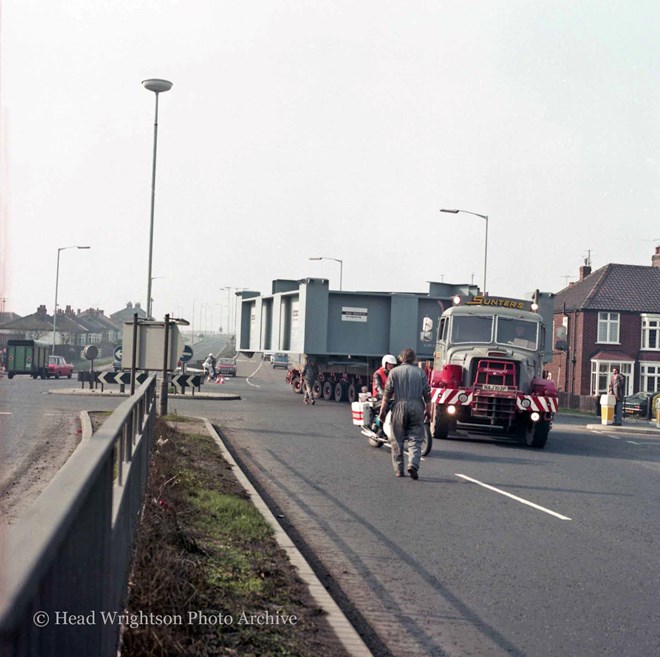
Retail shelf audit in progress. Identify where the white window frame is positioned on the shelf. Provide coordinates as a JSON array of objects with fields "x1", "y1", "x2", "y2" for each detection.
[
  {"x1": 639, "y1": 361, "x2": 660, "y2": 394},
  {"x1": 641, "y1": 314, "x2": 660, "y2": 351},
  {"x1": 597, "y1": 312, "x2": 620, "y2": 344},
  {"x1": 590, "y1": 359, "x2": 633, "y2": 396}
]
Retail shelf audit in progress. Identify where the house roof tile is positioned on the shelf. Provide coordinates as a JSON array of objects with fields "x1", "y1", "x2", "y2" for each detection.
[{"x1": 555, "y1": 264, "x2": 660, "y2": 313}]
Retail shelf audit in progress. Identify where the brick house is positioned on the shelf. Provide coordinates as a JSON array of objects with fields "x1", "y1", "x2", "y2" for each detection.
[{"x1": 546, "y1": 247, "x2": 660, "y2": 406}]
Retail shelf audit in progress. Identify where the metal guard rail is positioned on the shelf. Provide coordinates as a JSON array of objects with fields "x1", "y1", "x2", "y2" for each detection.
[{"x1": 0, "y1": 375, "x2": 158, "y2": 657}]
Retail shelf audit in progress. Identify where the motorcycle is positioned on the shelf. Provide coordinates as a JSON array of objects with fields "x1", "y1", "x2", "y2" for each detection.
[{"x1": 352, "y1": 396, "x2": 433, "y2": 457}]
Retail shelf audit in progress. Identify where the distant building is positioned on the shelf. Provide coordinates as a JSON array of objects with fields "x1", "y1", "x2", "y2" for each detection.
[
  {"x1": 110, "y1": 301, "x2": 148, "y2": 324},
  {"x1": 546, "y1": 247, "x2": 660, "y2": 402}
]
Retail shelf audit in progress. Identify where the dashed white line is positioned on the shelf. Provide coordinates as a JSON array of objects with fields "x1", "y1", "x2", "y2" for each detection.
[
  {"x1": 0, "y1": 411, "x2": 11, "y2": 415},
  {"x1": 455, "y1": 473, "x2": 572, "y2": 521}
]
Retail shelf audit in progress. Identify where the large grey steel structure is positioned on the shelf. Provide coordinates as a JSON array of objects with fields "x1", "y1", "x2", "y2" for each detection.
[{"x1": 238, "y1": 278, "x2": 479, "y2": 360}]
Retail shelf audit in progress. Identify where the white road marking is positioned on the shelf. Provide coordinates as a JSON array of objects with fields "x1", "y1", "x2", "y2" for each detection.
[
  {"x1": 627, "y1": 441, "x2": 640, "y2": 445},
  {"x1": 455, "y1": 473, "x2": 572, "y2": 521},
  {"x1": 0, "y1": 411, "x2": 11, "y2": 415},
  {"x1": 245, "y1": 360, "x2": 263, "y2": 388}
]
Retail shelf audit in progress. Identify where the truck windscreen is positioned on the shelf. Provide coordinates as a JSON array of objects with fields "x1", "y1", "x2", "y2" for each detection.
[
  {"x1": 496, "y1": 318, "x2": 538, "y2": 350},
  {"x1": 451, "y1": 316, "x2": 494, "y2": 344}
]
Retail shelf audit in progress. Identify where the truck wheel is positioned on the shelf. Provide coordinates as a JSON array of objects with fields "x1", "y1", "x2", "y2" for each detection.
[
  {"x1": 527, "y1": 420, "x2": 550, "y2": 448},
  {"x1": 432, "y1": 411, "x2": 453, "y2": 440},
  {"x1": 8, "y1": 372, "x2": 14, "y2": 379},
  {"x1": 292, "y1": 376, "x2": 303, "y2": 394},
  {"x1": 55, "y1": 373, "x2": 60, "y2": 379},
  {"x1": 347, "y1": 383, "x2": 357, "y2": 404},
  {"x1": 32, "y1": 373, "x2": 37, "y2": 379},
  {"x1": 420, "y1": 422, "x2": 433, "y2": 456},
  {"x1": 67, "y1": 372, "x2": 72, "y2": 379},
  {"x1": 322, "y1": 381, "x2": 333, "y2": 401},
  {"x1": 334, "y1": 382, "x2": 346, "y2": 402},
  {"x1": 312, "y1": 380, "x2": 322, "y2": 399}
]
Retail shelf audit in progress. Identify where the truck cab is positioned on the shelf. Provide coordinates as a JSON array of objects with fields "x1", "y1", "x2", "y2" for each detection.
[{"x1": 430, "y1": 296, "x2": 557, "y2": 448}]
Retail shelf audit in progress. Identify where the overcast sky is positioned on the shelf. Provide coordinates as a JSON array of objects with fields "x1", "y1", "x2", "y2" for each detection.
[{"x1": 1, "y1": 0, "x2": 659, "y2": 330}]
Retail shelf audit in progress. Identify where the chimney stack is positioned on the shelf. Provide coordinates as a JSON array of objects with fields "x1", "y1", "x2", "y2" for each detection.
[
  {"x1": 579, "y1": 264, "x2": 591, "y2": 281},
  {"x1": 653, "y1": 246, "x2": 660, "y2": 269}
]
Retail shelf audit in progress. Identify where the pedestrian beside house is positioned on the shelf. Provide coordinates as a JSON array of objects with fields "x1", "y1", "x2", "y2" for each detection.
[
  {"x1": 609, "y1": 367, "x2": 626, "y2": 426},
  {"x1": 379, "y1": 347, "x2": 432, "y2": 480},
  {"x1": 302, "y1": 356, "x2": 319, "y2": 405}
]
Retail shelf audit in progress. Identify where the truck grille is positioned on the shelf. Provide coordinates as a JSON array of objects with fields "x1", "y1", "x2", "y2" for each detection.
[{"x1": 472, "y1": 393, "x2": 517, "y2": 423}]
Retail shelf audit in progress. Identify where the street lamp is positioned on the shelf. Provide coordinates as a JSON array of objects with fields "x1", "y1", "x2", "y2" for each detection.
[
  {"x1": 52, "y1": 246, "x2": 90, "y2": 354},
  {"x1": 309, "y1": 256, "x2": 343, "y2": 290},
  {"x1": 440, "y1": 209, "x2": 489, "y2": 294},
  {"x1": 142, "y1": 77, "x2": 173, "y2": 320}
]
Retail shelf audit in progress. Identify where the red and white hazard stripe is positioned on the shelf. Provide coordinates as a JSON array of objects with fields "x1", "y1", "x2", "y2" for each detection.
[
  {"x1": 516, "y1": 395, "x2": 558, "y2": 413},
  {"x1": 431, "y1": 388, "x2": 473, "y2": 405}
]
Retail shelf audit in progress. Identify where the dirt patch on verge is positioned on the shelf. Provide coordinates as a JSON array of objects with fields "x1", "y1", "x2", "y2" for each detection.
[{"x1": 121, "y1": 417, "x2": 351, "y2": 657}]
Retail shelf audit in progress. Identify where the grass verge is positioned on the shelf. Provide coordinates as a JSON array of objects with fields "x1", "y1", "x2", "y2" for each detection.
[{"x1": 121, "y1": 417, "x2": 351, "y2": 657}]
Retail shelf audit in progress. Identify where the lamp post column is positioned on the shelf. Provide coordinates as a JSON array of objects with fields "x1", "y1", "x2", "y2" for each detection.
[{"x1": 142, "y1": 78, "x2": 173, "y2": 319}]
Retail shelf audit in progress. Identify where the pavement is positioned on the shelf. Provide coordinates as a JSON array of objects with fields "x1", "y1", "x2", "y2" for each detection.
[{"x1": 584, "y1": 420, "x2": 660, "y2": 435}]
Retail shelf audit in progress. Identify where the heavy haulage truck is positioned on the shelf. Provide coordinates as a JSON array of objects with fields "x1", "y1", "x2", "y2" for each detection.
[
  {"x1": 237, "y1": 279, "x2": 556, "y2": 448},
  {"x1": 428, "y1": 294, "x2": 557, "y2": 448}
]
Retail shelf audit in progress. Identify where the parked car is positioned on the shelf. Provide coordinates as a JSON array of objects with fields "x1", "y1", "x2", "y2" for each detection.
[
  {"x1": 271, "y1": 353, "x2": 289, "y2": 369},
  {"x1": 47, "y1": 355, "x2": 74, "y2": 379},
  {"x1": 216, "y1": 358, "x2": 237, "y2": 377},
  {"x1": 624, "y1": 392, "x2": 652, "y2": 418}
]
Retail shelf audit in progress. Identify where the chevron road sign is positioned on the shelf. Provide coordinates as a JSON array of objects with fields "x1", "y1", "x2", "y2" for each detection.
[
  {"x1": 171, "y1": 373, "x2": 204, "y2": 394},
  {"x1": 97, "y1": 371, "x2": 149, "y2": 386}
]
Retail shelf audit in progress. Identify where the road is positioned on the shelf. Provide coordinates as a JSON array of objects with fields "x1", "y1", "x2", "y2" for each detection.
[
  {"x1": 4, "y1": 361, "x2": 658, "y2": 656},
  {"x1": 0, "y1": 375, "x2": 125, "y2": 522},
  {"x1": 171, "y1": 358, "x2": 660, "y2": 657}
]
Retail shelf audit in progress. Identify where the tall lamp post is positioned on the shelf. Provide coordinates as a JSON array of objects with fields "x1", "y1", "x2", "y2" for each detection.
[
  {"x1": 142, "y1": 77, "x2": 173, "y2": 320},
  {"x1": 440, "y1": 209, "x2": 488, "y2": 294},
  {"x1": 52, "y1": 245, "x2": 90, "y2": 354},
  {"x1": 309, "y1": 256, "x2": 343, "y2": 290}
]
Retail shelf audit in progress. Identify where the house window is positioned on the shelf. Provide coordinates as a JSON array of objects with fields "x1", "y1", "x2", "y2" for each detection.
[
  {"x1": 90, "y1": 333, "x2": 101, "y2": 344},
  {"x1": 640, "y1": 362, "x2": 660, "y2": 393},
  {"x1": 641, "y1": 315, "x2": 660, "y2": 350},
  {"x1": 597, "y1": 312, "x2": 619, "y2": 344},
  {"x1": 590, "y1": 360, "x2": 632, "y2": 396},
  {"x1": 77, "y1": 333, "x2": 88, "y2": 346}
]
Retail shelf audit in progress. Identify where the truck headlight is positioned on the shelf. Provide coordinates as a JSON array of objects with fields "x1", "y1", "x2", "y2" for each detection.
[
  {"x1": 458, "y1": 393, "x2": 468, "y2": 403},
  {"x1": 447, "y1": 405, "x2": 457, "y2": 415},
  {"x1": 530, "y1": 411, "x2": 540, "y2": 422},
  {"x1": 521, "y1": 398, "x2": 531, "y2": 409}
]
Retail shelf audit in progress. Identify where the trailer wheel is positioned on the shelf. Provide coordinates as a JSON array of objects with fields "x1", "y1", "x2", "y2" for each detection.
[
  {"x1": 527, "y1": 419, "x2": 549, "y2": 449},
  {"x1": 8, "y1": 372, "x2": 14, "y2": 379},
  {"x1": 334, "y1": 382, "x2": 346, "y2": 402},
  {"x1": 347, "y1": 383, "x2": 357, "y2": 404},
  {"x1": 32, "y1": 373, "x2": 37, "y2": 379},
  {"x1": 292, "y1": 376, "x2": 303, "y2": 394},
  {"x1": 312, "y1": 380, "x2": 322, "y2": 399},
  {"x1": 322, "y1": 381, "x2": 333, "y2": 401},
  {"x1": 420, "y1": 422, "x2": 433, "y2": 456}
]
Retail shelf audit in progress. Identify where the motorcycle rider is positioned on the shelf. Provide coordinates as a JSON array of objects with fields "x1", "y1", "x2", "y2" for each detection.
[
  {"x1": 203, "y1": 353, "x2": 217, "y2": 381},
  {"x1": 371, "y1": 354, "x2": 397, "y2": 434}
]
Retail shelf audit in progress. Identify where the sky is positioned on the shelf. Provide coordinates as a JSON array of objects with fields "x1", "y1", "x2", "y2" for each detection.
[{"x1": 1, "y1": 0, "x2": 659, "y2": 331}]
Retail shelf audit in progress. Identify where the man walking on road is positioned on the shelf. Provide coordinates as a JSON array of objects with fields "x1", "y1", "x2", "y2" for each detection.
[
  {"x1": 302, "y1": 356, "x2": 319, "y2": 405},
  {"x1": 379, "y1": 347, "x2": 431, "y2": 479}
]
